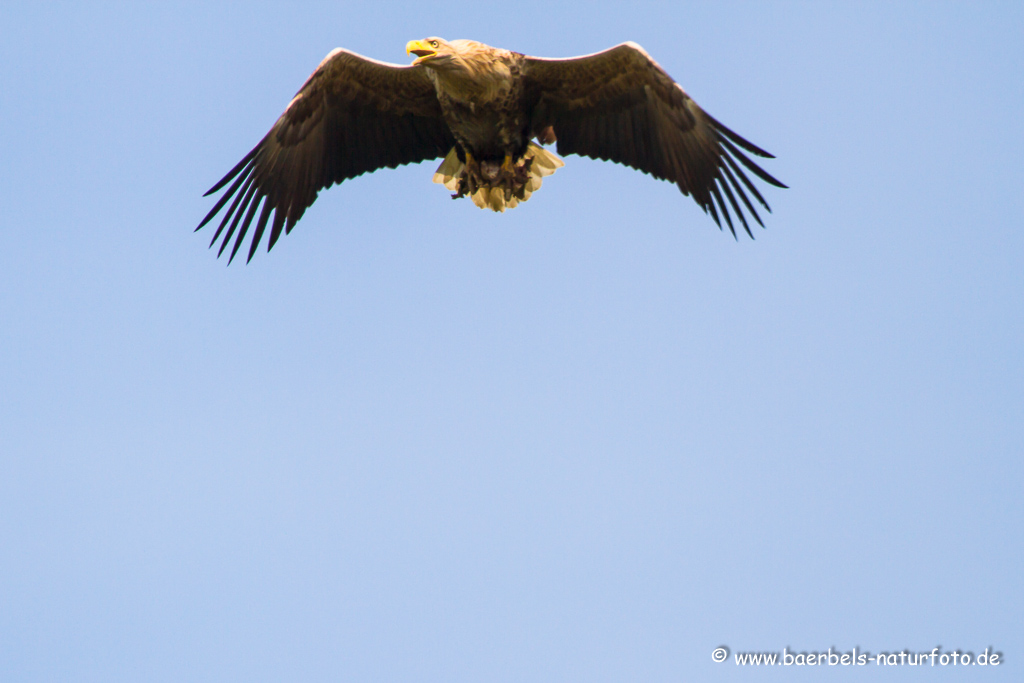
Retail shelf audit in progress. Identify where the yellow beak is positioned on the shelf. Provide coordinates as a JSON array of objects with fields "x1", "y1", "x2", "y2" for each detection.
[{"x1": 405, "y1": 40, "x2": 435, "y2": 65}]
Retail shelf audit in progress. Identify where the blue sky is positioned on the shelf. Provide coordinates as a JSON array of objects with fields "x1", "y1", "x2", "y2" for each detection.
[{"x1": 1, "y1": 1, "x2": 1021, "y2": 681}]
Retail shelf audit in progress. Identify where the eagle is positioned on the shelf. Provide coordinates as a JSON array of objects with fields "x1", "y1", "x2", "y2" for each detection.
[{"x1": 197, "y1": 37, "x2": 785, "y2": 263}]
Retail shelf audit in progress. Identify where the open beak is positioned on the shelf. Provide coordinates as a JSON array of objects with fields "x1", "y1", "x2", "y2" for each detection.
[{"x1": 405, "y1": 40, "x2": 436, "y2": 65}]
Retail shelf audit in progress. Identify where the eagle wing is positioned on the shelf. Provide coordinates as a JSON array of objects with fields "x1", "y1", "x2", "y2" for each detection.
[
  {"x1": 523, "y1": 43, "x2": 785, "y2": 237},
  {"x1": 197, "y1": 49, "x2": 456, "y2": 263}
]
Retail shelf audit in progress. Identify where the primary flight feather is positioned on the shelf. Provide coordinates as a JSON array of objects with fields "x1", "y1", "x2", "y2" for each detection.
[{"x1": 197, "y1": 38, "x2": 786, "y2": 263}]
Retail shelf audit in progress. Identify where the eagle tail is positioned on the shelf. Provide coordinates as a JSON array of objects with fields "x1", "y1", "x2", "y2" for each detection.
[{"x1": 432, "y1": 143, "x2": 564, "y2": 212}]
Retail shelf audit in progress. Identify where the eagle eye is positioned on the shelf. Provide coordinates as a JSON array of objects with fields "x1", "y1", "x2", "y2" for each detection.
[{"x1": 429, "y1": 40, "x2": 439, "y2": 48}]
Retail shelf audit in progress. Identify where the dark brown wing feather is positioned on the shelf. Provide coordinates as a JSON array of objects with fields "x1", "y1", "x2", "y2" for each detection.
[
  {"x1": 524, "y1": 43, "x2": 785, "y2": 237},
  {"x1": 197, "y1": 49, "x2": 456, "y2": 263}
]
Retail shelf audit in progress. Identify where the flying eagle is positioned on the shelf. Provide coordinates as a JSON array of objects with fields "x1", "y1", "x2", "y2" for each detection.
[{"x1": 197, "y1": 38, "x2": 785, "y2": 263}]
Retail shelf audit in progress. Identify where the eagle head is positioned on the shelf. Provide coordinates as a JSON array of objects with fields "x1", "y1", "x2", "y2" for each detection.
[{"x1": 405, "y1": 37, "x2": 456, "y2": 68}]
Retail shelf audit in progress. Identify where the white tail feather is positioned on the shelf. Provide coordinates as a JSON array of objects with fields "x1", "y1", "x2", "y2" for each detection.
[{"x1": 432, "y1": 143, "x2": 564, "y2": 212}]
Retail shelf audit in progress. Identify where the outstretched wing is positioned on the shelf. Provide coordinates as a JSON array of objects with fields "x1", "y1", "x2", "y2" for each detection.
[
  {"x1": 197, "y1": 49, "x2": 456, "y2": 263},
  {"x1": 523, "y1": 43, "x2": 785, "y2": 237}
]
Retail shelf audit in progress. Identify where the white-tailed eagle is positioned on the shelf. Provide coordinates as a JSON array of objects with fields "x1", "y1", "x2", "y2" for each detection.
[{"x1": 198, "y1": 38, "x2": 786, "y2": 263}]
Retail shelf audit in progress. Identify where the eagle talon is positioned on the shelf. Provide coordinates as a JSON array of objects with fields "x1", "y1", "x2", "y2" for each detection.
[
  {"x1": 451, "y1": 174, "x2": 468, "y2": 199},
  {"x1": 515, "y1": 157, "x2": 534, "y2": 185},
  {"x1": 500, "y1": 154, "x2": 515, "y2": 175}
]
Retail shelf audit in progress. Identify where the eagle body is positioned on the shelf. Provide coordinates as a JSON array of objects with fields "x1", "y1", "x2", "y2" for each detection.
[
  {"x1": 197, "y1": 37, "x2": 785, "y2": 263},
  {"x1": 422, "y1": 40, "x2": 529, "y2": 161}
]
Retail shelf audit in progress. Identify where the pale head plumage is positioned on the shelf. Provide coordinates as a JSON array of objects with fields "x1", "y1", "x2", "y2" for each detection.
[{"x1": 406, "y1": 37, "x2": 515, "y2": 102}]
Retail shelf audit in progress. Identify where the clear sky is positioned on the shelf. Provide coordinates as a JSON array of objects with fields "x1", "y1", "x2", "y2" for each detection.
[{"x1": 1, "y1": 1, "x2": 1021, "y2": 681}]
